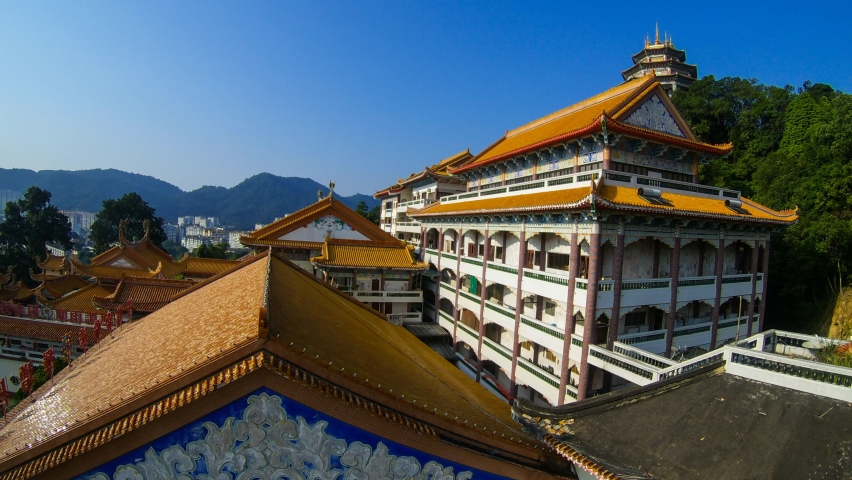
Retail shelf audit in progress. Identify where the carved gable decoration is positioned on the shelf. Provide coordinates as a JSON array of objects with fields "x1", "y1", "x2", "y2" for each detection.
[
  {"x1": 279, "y1": 215, "x2": 369, "y2": 242},
  {"x1": 108, "y1": 257, "x2": 135, "y2": 268},
  {"x1": 623, "y1": 94, "x2": 685, "y2": 137},
  {"x1": 81, "y1": 389, "x2": 497, "y2": 480}
]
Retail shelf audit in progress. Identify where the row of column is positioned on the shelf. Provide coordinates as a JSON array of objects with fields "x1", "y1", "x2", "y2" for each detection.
[{"x1": 422, "y1": 223, "x2": 770, "y2": 405}]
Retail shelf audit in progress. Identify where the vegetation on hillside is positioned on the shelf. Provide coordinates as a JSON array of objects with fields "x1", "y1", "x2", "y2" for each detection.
[{"x1": 673, "y1": 77, "x2": 852, "y2": 333}]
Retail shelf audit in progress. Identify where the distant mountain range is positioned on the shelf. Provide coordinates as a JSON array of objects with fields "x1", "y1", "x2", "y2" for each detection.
[{"x1": 0, "y1": 169, "x2": 379, "y2": 230}]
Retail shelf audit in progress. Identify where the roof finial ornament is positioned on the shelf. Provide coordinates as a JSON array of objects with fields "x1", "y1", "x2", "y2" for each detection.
[
  {"x1": 328, "y1": 180, "x2": 336, "y2": 199},
  {"x1": 317, "y1": 190, "x2": 323, "y2": 202},
  {"x1": 655, "y1": 23, "x2": 660, "y2": 45}
]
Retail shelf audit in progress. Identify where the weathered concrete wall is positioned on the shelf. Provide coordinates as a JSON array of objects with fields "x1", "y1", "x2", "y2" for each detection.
[{"x1": 623, "y1": 239, "x2": 656, "y2": 279}]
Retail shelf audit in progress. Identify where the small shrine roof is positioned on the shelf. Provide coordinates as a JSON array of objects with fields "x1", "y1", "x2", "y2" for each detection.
[
  {"x1": 91, "y1": 277, "x2": 194, "y2": 313},
  {"x1": 242, "y1": 196, "x2": 398, "y2": 248},
  {"x1": 183, "y1": 257, "x2": 241, "y2": 277},
  {"x1": 35, "y1": 253, "x2": 68, "y2": 271},
  {"x1": 0, "y1": 317, "x2": 95, "y2": 344},
  {"x1": 0, "y1": 282, "x2": 32, "y2": 303},
  {"x1": 34, "y1": 274, "x2": 92, "y2": 299},
  {"x1": 311, "y1": 239, "x2": 428, "y2": 270},
  {"x1": 513, "y1": 365, "x2": 852, "y2": 480},
  {"x1": 71, "y1": 259, "x2": 161, "y2": 281},
  {"x1": 46, "y1": 282, "x2": 116, "y2": 314}
]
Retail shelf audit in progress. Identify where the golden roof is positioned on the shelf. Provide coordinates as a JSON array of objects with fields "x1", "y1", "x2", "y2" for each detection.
[
  {"x1": 34, "y1": 274, "x2": 91, "y2": 299},
  {"x1": 45, "y1": 282, "x2": 115, "y2": 314},
  {"x1": 311, "y1": 239, "x2": 429, "y2": 270},
  {"x1": 411, "y1": 180, "x2": 798, "y2": 224},
  {"x1": 375, "y1": 149, "x2": 473, "y2": 197},
  {"x1": 183, "y1": 257, "x2": 241, "y2": 276},
  {"x1": 0, "y1": 317, "x2": 95, "y2": 344},
  {"x1": 242, "y1": 196, "x2": 399, "y2": 248},
  {"x1": 35, "y1": 253, "x2": 68, "y2": 271},
  {"x1": 0, "y1": 252, "x2": 547, "y2": 476},
  {"x1": 455, "y1": 75, "x2": 732, "y2": 174},
  {"x1": 71, "y1": 259, "x2": 161, "y2": 280},
  {"x1": 91, "y1": 277, "x2": 194, "y2": 312},
  {"x1": 0, "y1": 282, "x2": 32, "y2": 302}
]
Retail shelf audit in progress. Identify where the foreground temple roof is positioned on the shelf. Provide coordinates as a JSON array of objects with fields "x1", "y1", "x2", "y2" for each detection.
[
  {"x1": 513, "y1": 364, "x2": 851, "y2": 480},
  {"x1": 452, "y1": 75, "x2": 731, "y2": 174},
  {"x1": 411, "y1": 178, "x2": 798, "y2": 225},
  {"x1": 0, "y1": 252, "x2": 564, "y2": 479}
]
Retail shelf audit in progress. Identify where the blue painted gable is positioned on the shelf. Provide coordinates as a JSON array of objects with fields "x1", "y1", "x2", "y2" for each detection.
[{"x1": 78, "y1": 388, "x2": 509, "y2": 479}]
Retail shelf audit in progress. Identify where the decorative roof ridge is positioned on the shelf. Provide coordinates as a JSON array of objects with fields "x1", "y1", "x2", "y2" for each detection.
[
  {"x1": 739, "y1": 197, "x2": 799, "y2": 218},
  {"x1": 43, "y1": 281, "x2": 109, "y2": 309},
  {"x1": 451, "y1": 132, "x2": 509, "y2": 174},
  {"x1": 185, "y1": 257, "x2": 242, "y2": 265},
  {"x1": 504, "y1": 75, "x2": 656, "y2": 139},
  {"x1": 323, "y1": 237, "x2": 407, "y2": 247},
  {"x1": 452, "y1": 120, "x2": 603, "y2": 174},
  {"x1": 411, "y1": 192, "x2": 594, "y2": 217},
  {"x1": 247, "y1": 196, "x2": 334, "y2": 239}
]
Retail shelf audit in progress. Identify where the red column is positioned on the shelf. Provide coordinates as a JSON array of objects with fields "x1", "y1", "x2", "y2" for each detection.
[
  {"x1": 509, "y1": 226, "x2": 527, "y2": 399},
  {"x1": 758, "y1": 238, "x2": 770, "y2": 332},
  {"x1": 709, "y1": 231, "x2": 725, "y2": 350},
  {"x1": 535, "y1": 233, "x2": 546, "y2": 319},
  {"x1": 664, "y1": 228, "x2": 682, "y2": 356},
  {"x1": 476, "y1": 229, "x2": 490, "y2": 382},
  {"x1": 577, "y1": 225, "x2": 601, "y2": 400},
  {"x1": 435, "y1": 228, "x2": 444, "y2": 326},
  {"x1": 747, "y1": 239, "x2": 760, "y2": 336},
  {"x1": 453, "y1": 228, "x2": 463, "y2": 350},
  {"x1": 558, "y1": 223, "x2": 580, "y2": 405},
  {"x1": 419, "y1": 227, "x2": 426, "y2": 262}
]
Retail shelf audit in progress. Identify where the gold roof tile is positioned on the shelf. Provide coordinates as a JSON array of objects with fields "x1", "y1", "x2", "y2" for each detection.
[
  {"x1": 91, "y1": 277, "x2": 194, "y2": 312},
  {"x1": 411, "y1": 185, "x2": 591, "y2": 216},
  {"x1": 311, "y1": 241, "x2": 428, "y2": 270},
  {"x1": 183, "y1": 257, "x2": 241, "y2": 276},
  {"x1": 0, "y1": 255, "x2": 269, "y2": 459},
  {"x1": 46, "y1": 282, "x2": 115, "y2": 313}
]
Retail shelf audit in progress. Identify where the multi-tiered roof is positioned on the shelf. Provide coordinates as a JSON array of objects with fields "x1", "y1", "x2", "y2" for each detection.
[{"x1": 374, "y1": 149, "x2": 472, "y2": 198}]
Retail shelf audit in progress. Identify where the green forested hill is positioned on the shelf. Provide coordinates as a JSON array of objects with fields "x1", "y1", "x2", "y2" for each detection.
[
  {"x1": 673, "y1": 78, "x2": 852, "y2": 334},
  {"x1": 0, "y1": 169, "x2": 378, "y2": 230}
]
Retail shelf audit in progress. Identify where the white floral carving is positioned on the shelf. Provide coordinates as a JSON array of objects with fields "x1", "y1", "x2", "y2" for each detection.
[
  {"x1": 623, "y1": 95, "x2": 685, "y2": 137},
  {"x1": 88, "y1": 393, "x2": 474, "y2": 480}
]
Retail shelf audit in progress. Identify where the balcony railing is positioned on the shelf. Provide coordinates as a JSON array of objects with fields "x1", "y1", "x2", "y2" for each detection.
[
  {"x1": 442, "y1": 252, "x2": 458, "y2": 261},
  {"x1": 524, "y1": 270, "x2": 569, "y2": 286},
  {"x1": 487, "y1": 263, "x2": 518, "y2": 276},
  {"x1": 461, "y1": 257, "x2": 483, "y2": 267},
  {"x1": 485, "y1": 301, "x2": 514, "y2": 319},
  {"x1": 622, "y1": 279, "x2": 670, "y2": 290},
  {"x1": 350, "y1": 291, "x2": 423, "y2": 302},
  {"x1": 483, "y1": 337, "x2": 512, "y2": 360},
  {"x1": 520, "y1": 315, "x2": 564, "y2": 340},
  {"x1": 517, "y1": 356, "x2": 560, "y2": 388},
  {"x1": 459, "y1": 289, "x2": 479, "y2": 304}
]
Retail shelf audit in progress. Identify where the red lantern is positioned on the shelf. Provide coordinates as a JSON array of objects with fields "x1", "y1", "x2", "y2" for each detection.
[
  {"x1": 61, "y1": 333, "x2": 72, "y2": 366},
  {"x1": 93, "y1": 319, "x2": 102, "y2": 344},
  {"x1": 79, "y1": 327, "x2": 88, "y2": 352},
  {"x1": 42, "y1": 348, "x2": 55, "y2": 380},
  {"x1": 19, "y1": 362, "x2": 34, "y2": 395}
]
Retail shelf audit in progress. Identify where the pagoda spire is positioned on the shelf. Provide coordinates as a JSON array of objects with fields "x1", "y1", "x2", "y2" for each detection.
[{"x1": 655, "y1": 23, "x2": 660, "y2": 45}]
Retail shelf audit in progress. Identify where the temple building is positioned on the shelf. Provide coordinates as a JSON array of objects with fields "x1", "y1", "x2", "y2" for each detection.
[
  {"x1": 241, "y1": 191, "x2": 429, "y2": 324},
  {"x1": 375, "y1": 149, "x2": 472, "y2": 248},
  {"x1": 622, "y1": 26, "x2": 697, "y2": 95},
  {"x1": 407, "y1": 73, "x2": 797, "y2": 406},
  {"x1": 0, "y1": 252, "x2": 569, "y2": 479}
]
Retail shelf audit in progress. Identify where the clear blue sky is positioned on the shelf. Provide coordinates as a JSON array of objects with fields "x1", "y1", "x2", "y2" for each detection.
[{"x1": 2, "y1": 1, "x2": 850, "y2": 196}]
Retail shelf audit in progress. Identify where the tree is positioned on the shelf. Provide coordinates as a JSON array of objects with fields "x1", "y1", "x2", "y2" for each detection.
[
  {"x1": 89, "y1": 193, "x2": 167, "y2": 255},
  {"x1": 162, "y1": 240, "x2": 188, "y2": 260},
  {"x1": 354, "y1": 200, "x2": 381, "y2": 225},
  {"x1": 195, "y1": 242, "x2": 229, "y2": 259},
  {"x1": 0, "y1": 187, "x2": 72, "y2": 287}
]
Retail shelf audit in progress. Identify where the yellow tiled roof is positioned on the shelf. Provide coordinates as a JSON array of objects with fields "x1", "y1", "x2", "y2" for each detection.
[
  {"x1": 411, "y1": 185, "x2": 592, "y2": 216},
  {"x1": 376, "y1": 149, "x2": 473, "y2": 196},
  {"x1": 72, "y1": 260, "x2": 160, "y2": 280},
  {"x1": 38, "y1": 274, "x2": 92, "y2": 298},
  {"x1": 184, "y1": 257, "x2": 241, "y2": 276},
  {"x1": 0, "y1": 252, "x2": 543, "y2": 473},
  {"x1": 312, "y1": 241, "x2": 428, "y2": 269},
  {"x1": 595, "y1": 184, "x2": 798, "y2": 223},
  {"x1": 244, "y1": 197, "x2": 396, "y2": 246},
  {"x1": 36, "y1": 254, "x2": 68, "y2": 271},
  {"x1": 267, "y1": 256, "x2": 531, "y2": 441},
  {"x1": 46, "y1": 282, "x2": 115, "y2": 313},
  {"x1": 0, "y1": 256, "x2": 269, "y2": 460},
  {"x1": 92, "y1": 277, "x2": 195, "y2": 312},
  {"x1": 410, "y1": 181, "x2": 797, "y2": 224},
  {"x1": 470, "y1": 76, "x2": 656, "y2": 166}
]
